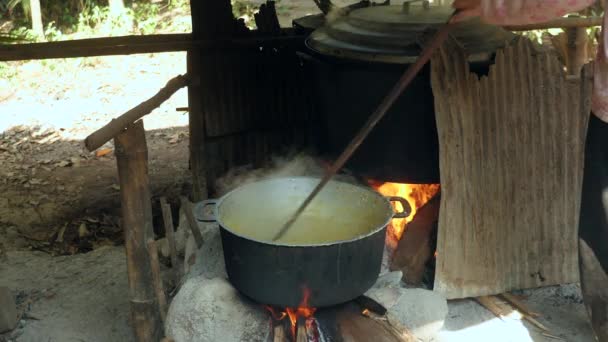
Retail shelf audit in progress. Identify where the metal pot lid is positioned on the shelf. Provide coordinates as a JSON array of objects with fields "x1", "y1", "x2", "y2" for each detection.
[{"x1": 306, "y1": 2, "x2": 516, "y2": 64}]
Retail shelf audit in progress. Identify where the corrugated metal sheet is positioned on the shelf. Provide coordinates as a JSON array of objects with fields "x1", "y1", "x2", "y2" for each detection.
[
  {"x1": 197, "y1": 41, "x2": 316, "y2": 184},
  {"x1": 431, "y1": 37, "x2": 591, "y2": 299},
  {"x1": 202, "y1": 45, "x2": 313, "y2": 138}
]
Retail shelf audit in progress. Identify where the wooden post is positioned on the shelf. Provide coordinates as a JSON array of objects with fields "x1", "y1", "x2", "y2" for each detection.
[
  {"x1": 187, "y1": 0, "x2": 207, "y2": 202},
  {"x1": 187, "y1": 0, "x2": 238, "y2": 201},
  {"x1": 115, "y1": 120, "x2": 163, "y2": 341},
  {"x1": 187, "y1": 49, "x2": 208, "y2": 202},
  {"x1": 565, "y1": 23, "x2": 589, "y2": 77}
]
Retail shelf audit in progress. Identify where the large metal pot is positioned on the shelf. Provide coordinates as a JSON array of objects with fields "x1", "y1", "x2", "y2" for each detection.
[
  {"x1": 299, "y1": 2, "x2": 516, "y2": 183},
  {"x1": 194, "y1": 177, "x2": 411, "y2": 308}
]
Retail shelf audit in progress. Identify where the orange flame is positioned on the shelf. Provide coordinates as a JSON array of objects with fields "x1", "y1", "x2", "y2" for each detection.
[
  {"x1": 265, "y1": 287, "x2": 317, "y2": 340},
  {"x1": 371, "y1": 182, "x2": 440, "y2": 248}
]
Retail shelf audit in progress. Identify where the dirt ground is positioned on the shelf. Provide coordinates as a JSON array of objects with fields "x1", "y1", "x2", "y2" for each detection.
[{"x1": 0, "y1": 2, "x2": 600, "y2": 342}]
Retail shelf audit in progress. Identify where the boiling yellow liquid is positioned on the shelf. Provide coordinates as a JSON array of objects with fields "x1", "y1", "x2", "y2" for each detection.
[
  {"x1": 216, "y1": 178, "x2": 390, "y2": 245},
  {"x1": 222, "y1": 212, "x2": 380, "y2": 245}
]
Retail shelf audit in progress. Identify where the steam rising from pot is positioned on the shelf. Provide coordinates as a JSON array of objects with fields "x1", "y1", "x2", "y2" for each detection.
[{"x1": 215, "y1": 153, "x2": 360, "y2": 196}]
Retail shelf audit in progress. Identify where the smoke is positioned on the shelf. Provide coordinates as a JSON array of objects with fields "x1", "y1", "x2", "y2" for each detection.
[
  {"x1": 325, "y1": 6, "x2": 345, "y2": 25},
  {"x1": 215, "y1": 152, "x2": 361, "y2": 196}
]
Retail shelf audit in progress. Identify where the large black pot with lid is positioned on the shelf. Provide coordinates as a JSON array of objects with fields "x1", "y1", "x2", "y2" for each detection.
[{"x1": 300, "y1": 1, "x2": 515, "y2": 183}]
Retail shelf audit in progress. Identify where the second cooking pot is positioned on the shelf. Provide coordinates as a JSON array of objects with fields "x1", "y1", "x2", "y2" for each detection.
[
  {"x1": 194, "y1": 177, "x2": 411, "y2": 308},
  {"x1": 300, "y1": 2, "x2": 516, "y2": 183}
]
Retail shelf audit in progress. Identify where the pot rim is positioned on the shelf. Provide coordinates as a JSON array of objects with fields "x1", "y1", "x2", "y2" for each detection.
[{"x1": 201, "y1": 176, "x2": 396, "y2": 248}]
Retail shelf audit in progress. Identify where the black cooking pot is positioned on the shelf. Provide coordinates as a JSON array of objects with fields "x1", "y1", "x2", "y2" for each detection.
[
  {"x1": 300, "y1": 3, "x2": 515, "y2": 183},
  {"x1": 194, "y1": 177, "x2": 411, "y2": 308}
]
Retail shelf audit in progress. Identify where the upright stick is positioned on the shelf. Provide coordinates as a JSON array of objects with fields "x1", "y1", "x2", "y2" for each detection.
[
  {"x1": 160, "y1": 197, "x2": 179, "y2": 271},
  {"x1": 147, "y1": 240, "x2": 168, "y2": 323},
  {"x1": 272, "y1": 13, "x2": 457, "y2": 242},
  {"x1": 115, "y1": 120, "x2": 163, "y2": 341}
]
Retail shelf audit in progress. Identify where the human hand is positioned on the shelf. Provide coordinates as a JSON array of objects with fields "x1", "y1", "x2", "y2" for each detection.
[
  {"x1": 451, "y1": 0, "x2": 594, "y2": 26},
  {"x1": 451, "y1": 0, "x2": 526, "y2": 24}
]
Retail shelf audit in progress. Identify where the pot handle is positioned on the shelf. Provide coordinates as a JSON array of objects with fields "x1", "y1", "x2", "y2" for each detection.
[
  {"x1": 193, "y1": 200, "x2": 219, "y2": 223},
  {"x1": 388, "y1": 196, "x2": 412, "y2": 219}
]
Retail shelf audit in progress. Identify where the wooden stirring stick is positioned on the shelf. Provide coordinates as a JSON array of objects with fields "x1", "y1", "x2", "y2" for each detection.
[{"x1": 272, "y1": 11, "x2": 459, "y2": 242}]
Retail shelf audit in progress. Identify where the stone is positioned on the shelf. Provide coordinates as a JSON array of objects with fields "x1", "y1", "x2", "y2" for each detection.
[
  {"x1": 365, "y1": 271, "x2": 404, "y2": 309},
  {"x1": 364, "y1": 271, "x2": 447, "y2": 341},
  {"x1": 165, "y1": 277, "x2": 270, "y2": 342},
  {"x1": 366, "y1": 287, "x2": 403, "y2": 310},
  {"x1": 0, "y1": 287, "x2": 18, "y2": 333},
  {"x1": 373, "y1": 271, "x2": 403, "y2": 289},
  {"x1": 388, "y1": 288, "x2": 448, "y2": 342},
  {"x1": 183, "y1": 225, "x2": 226, "y2": 280}
]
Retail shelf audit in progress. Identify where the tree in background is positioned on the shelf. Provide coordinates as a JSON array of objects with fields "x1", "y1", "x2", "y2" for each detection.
[
  {"x1": 108, "y1": 0, "x2": 125, "y2": 16},
  {"x1": 8, "y1": 0, "x2": 44, "y2": 37}
]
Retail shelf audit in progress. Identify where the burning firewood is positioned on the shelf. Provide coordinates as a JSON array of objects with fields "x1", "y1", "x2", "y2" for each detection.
[
  {"x1": 296, "y1": 318, "x2": 308, "y2": 342},
  {"x1": 272, "y1": 320, "x2": 288, "y2": 342},
  {"x1": 390, "y1": 192, "x2": 441, "y2": 285}
]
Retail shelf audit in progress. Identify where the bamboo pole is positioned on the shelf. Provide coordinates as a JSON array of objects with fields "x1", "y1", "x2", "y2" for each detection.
[
  {"x1": 0, "y1": 32, "x2": 304, "y2": 62},
  {"x1": 505, "y1": 16, "x2": 601, "y2": 31},
  {"x1": 114, "y1": 120, "x2": 163, "y2": 341},
  {"x1": 85, "y1": 74, "x2": 192, "y2": 151}
]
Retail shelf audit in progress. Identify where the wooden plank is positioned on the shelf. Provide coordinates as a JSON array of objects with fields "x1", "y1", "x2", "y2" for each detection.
[
  {"x1": 114, "y1": 120, "x2": 163, "y2": 341},
  {"x1": 504, "y1": 16, "x2": 602, "y2": 31},
  {"x1": 0, "y1": 32, "x2": 304, "y2": 62},
  {"x1": 431, "y1": 37, "x2": 590, "y2": 299}
]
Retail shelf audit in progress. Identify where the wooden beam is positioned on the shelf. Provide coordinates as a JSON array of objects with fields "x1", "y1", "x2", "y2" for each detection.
[
  {"x1": 114, "y1": 120, "x2": 163, "y2": 341},
  {"x1": 84, "y1": 74, "x2": 192, "y2": 151},
  {"x1": 504, "y1": 16, "x2": 601, "y2": 31},
  {"x1": 0, "y1": 32, "x2": 304, "y2": 62}
]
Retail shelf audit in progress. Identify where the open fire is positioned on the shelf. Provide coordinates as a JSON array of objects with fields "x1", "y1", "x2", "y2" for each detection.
[
  {"x1": 264, "y1": 181, "x2": 440, "y2": 341},
  {"x1": 369, "y1": 181, "x2": 440, "y2": 248},
  {"x1": 265, "y1": 287, "x2": 317, "y2": 340}
]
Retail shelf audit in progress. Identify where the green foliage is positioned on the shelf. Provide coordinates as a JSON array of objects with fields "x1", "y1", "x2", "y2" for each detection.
[
  {"x1": 0, "y1": 0, "x2": 192, "y2": 83},
  {"x1": 7, "y1": 0, "x2": 31, "y2": 18},
  {"x1": 2, "y1": 0, "x2": 192, "y2": 38},
  {"x1": 231, "y1": 0, "x2": 258, "y2": 29},
  {"x1": 0, "y1": 61, "x2": 17, "y2": 79}
]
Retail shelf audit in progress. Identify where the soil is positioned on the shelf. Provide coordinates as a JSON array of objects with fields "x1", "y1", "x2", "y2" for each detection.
[{"x1": 0, "y1": 2, "x2": 600, "y2": 342}]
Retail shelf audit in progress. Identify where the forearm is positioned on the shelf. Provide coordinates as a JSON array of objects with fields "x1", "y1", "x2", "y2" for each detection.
[{"x1": 479, "y1": 0, "x2": 595, "y2": 25}]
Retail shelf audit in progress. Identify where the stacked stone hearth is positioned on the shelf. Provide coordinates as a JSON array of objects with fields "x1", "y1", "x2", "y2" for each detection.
[{"x1": 162, "y1": 213, "x2": 448, "y2": 342}]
